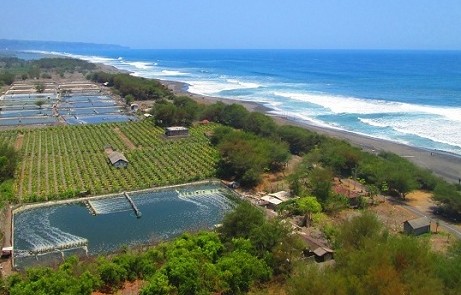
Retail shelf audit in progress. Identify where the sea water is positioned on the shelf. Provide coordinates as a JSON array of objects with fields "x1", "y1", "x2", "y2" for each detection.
[{"x1": 30, "y1": 49, "x2": 461, "y2": 155}]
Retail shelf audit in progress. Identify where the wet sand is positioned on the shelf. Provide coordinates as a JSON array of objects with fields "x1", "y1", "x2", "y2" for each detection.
[{"x1": 160, "y1": 79, "x2": 461, "y2": 184}]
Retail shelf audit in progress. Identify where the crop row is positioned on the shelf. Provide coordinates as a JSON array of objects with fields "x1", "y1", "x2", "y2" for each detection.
[{"x1": 10, "y1": 121, "x2": 219, "y2": 202}]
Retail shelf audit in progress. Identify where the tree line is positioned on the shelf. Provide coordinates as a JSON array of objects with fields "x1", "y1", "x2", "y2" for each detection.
[
  {"x1": 0, "y1": 57, "x2": 96, "y2": 84},
  {"x1": 0, "y1": 144, "x2": 19, "y2": 208}
]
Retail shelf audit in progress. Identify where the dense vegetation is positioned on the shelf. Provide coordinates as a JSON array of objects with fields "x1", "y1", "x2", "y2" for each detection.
[
  {"x1": 0, "y1": 57, "x2": 95, "y2": 84},
  {"x1": 88, "y1": 71, "x2": 171, "y2": 102},
  {"x1": 0, "y1": 144, "x2": 19, "y2": 208}
]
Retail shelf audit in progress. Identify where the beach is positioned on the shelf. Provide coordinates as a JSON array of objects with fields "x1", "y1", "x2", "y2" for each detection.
[{"x1": 160, "y1": 79, "x2": 461, "y2": 185}]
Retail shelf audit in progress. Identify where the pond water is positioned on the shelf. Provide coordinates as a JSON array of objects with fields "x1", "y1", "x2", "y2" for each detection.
[
  {"x1": 0, "y1": 93, "x2": 135, "y2": 126},
  {"x1": 13, "y1": 183, "x2": 236, "y2": 269}
]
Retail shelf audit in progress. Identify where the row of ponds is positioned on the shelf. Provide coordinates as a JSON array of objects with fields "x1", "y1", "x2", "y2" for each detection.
[{"x1": 0, "y1": 93, "x2": 135, "y2": 126}]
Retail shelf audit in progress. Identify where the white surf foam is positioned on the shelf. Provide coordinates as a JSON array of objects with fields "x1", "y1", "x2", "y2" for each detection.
[{"x1": 273, "y1": 91, "x2": 461, "y2": 122}]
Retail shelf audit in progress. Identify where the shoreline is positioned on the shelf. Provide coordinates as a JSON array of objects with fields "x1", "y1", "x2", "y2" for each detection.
[{"x1": 159, "y1": 79, "x2": 461, "y2": 184}]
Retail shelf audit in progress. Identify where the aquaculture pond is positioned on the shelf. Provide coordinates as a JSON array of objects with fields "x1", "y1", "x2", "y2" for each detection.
[
  {"x1": 0, "y1": 93, "x2": 58, "y2": 126},
  {"x1": 13, "y1": 183, "x2": 236, "y2": 269},
  {"x1": 58, "y1": 95, "x2": 135, "y2": 125}
]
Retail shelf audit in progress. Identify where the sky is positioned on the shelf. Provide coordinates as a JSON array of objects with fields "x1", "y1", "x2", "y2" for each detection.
[{"x1": 1, "y1": 0, "x2": 461, "y2": 50}]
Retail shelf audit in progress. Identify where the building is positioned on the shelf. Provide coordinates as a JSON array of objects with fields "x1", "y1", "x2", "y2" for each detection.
[
  {"x1": 260, "y1": 195, "x2": 284, "y2": 210},
  {"x1": 312, "y1": 246, "x2": 334, "y2": 262},
  {"x1": 165, "y1": 126, "x2": 189, "y2": 137},
  {"x1": 108, "y1": 151, "x2": 129, "y2": 168},
  {"x1": 403, "y1": 217, "x2": 431, "y2": 235},
  {"x1": 1, "y1": 246, "x2": 12, "y2": 257}
]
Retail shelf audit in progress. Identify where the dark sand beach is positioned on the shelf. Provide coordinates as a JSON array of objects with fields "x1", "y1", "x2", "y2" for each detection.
[{"x1": 160, "y1": 79, "x2": 461, "y2": 185}]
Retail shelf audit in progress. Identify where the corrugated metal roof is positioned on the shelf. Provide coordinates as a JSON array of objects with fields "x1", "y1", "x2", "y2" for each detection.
[
  {"x1": 108, "y1": 151, "x2": 128, "y2": 164},
  {"x1": 166, "y1": 126, "x2": 188, "y2": 131},
  {"x1": 313, "y1": 247, "x2": 334, "y2": 257},
  {"x1": 405, "y1": 217, "x2": 430, "y2": 229},
  {"x1": 261, "y1": 195, "x2": 283, "y2": 205},
  {"x1": 269, "y1": 191, "x2": 290, "y2": 202}
]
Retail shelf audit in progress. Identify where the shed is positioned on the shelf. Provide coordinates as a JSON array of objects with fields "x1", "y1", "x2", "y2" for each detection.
[
  {"x1": 268, "y1": 191, "x2": 290, "y2": 202},
  {"x1": 1, "y1": 246, "x2": 13, "y2": 257},
  {"x1": 165, "y1": 126, "x2": 189, "y2": 137},
  {"x1": 403, "y1": 217, "x2": 431, "y2": 236},
  {"x1": 312, "y1": 246, "x2": 334, "y2": 262},
  {"x1": 108, "y1": 151, "x2": 129, "y2": 168},
  {"x1": 130, "y1": 103, "x2": 139, "y2": 112},
  {"x1": 261, "y1": 195, "x2": 284, "y2": 210}
]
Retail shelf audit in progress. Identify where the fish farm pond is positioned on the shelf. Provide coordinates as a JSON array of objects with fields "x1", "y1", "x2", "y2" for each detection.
[{"x1": 13, "y1": 183, "x2": 236, "y2": 269}]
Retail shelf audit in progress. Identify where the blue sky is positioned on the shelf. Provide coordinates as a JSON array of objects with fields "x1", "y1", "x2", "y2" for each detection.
[{"x1": 1, "y1": 0, "x2": 460, "y2": 49}]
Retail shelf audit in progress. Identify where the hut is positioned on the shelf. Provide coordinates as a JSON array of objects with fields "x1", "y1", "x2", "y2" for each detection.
[
  {"x1": 1, "y1": 246, "x2": 13, "y2": 258},
  {"x1": 108, "y1": 151, "x2": 129, "y2": 168},
  {"x1": 403, "y1": 217, "x2": 431, "y2": 236},
  {"x1": 260, "y1": 195, "x2": 283, "y2": 210},
  {"x1": 312, "y1": 246, "x2": 334, "y2": 262},
  {"x1": 130, "y1": 103, "x2": 139, "y2": 112},
  {"x1": 165, "y1": 126, "x2": 189, "y2": 137}
]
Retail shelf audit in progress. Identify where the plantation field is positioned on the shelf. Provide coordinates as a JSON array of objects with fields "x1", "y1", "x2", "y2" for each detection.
[{"x1": 3, "y1": 120, "x2": 219, "y2": 202}]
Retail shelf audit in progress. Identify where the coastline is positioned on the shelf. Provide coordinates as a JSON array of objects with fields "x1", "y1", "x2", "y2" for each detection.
[{"x1": 160, "y1": 79, "x2": 461, "y2": 184}]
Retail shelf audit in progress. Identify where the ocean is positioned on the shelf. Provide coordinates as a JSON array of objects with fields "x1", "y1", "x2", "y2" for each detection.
[{"x1": 30, "y1": 49, "x2": 461, "y2": 156}]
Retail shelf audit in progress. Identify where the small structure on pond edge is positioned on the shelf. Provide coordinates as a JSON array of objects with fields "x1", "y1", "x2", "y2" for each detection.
[
  {"x1": 1, "y1": 246, "x2": 13, "y2": 258},
  {"x1": 108, "y1": 151, "x2": 129, "y2": 168},
  {"x1": 403, "y1": 217, "x2": 431, "y2": 236},
  {"x1": 165, "y1": 126, "x2": 189, "y2": 137}
]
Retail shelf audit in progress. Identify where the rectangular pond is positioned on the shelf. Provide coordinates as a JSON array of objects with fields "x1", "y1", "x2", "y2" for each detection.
[{"x1": 12, "y1": 182, "x2": 237, "y2": 269}]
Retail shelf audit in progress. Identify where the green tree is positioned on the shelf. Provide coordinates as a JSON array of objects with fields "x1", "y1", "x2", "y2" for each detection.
[
  {"x1": 296, "y1": 196, "x2": 322, "y2": 226},
  {"x1": 34, "y1": 99, "x2": 46, "y2": 109},
  {"x1": 219, "y1": 202, "x2": 265, "y2": 241},
  {"x1": 35, "y1": 83, "x2": 45, "y2": 93}
]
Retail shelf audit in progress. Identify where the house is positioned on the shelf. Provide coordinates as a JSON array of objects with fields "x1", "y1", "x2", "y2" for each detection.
[
  {"x1": 403, "y1": 217, "x2": 431, "y2": 235},
  {"x1": 165, "y1": 126, "x2": 189, "y2": 137},
  {"x1": 108, "y1": 151, "x2": 129, "y2": 168}
]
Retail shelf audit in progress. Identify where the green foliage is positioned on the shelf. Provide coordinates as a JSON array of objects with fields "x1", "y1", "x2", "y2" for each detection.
[
  {"x1": 97, "y1": 258, "x2": 128, "y2": 291},
  {"x1": 151, "y1": 96, "x2": 200, "y2": 127},
  {"x1": 336, "y1": 211, "x2": 387, "y2": 250},
  {"x1": 34, "y1": 83, "x2": 45, "y2": 93},
  {"x1": 0, "y1": 144, "x2": 19, "y2": 182},
  {"x1": 217, "y1": 250, "x2": 272, "y2": 294},
  {"x1": 7, "y1": 265, "x2": 98, "y2": 295},
  {"x1": 277, "y1": 125, "x2": 324, "y2": 155},
  {"x1": 0, "y1": 71, "x2": 15, "y2": 85},
  {"x1": 219, "y1": 202, "x2": 265, "y2": 241},
  {"x1": 89, "y1": 71, "x2": 171, "y2": 101},
  {"x1": 213, "y1": 127, "x2": 290, "y2": 187},
  {"x1": 125, "y1": 94, "x2": 135, "y2": 105},
  {"x1": 433, "y1": 181, "x2": 461, "y2": 215}
]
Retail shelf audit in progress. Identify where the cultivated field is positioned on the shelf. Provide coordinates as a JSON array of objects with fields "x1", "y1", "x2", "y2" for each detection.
[{"x1": 2, "y1": 120, "x2": 219, "y2": 202}]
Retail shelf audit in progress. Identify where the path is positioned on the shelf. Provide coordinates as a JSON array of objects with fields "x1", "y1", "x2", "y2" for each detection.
[
  {"x1": 14, "y1": 133, "x2": 24, "y2": 151},
  {"x1": 114, "y1": 127, "x2": 136, "y2": 150},
  {"x1": 388, "y1": 196, "x2": 461, "y2": 239}
]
